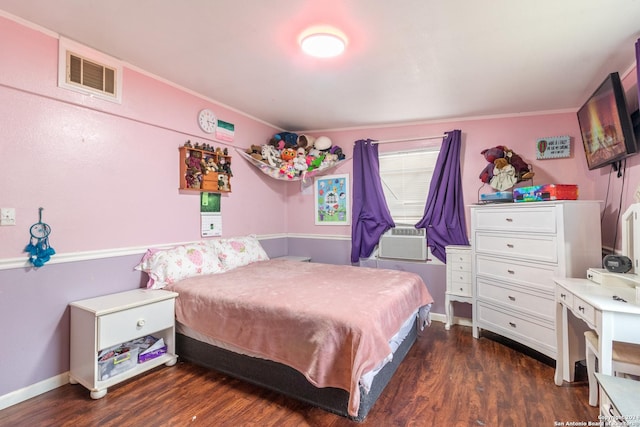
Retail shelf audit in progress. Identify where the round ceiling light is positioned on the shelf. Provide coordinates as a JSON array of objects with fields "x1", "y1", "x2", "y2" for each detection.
[{"x1": 299, "y1": 26, "x2": 347, "y2": 58}]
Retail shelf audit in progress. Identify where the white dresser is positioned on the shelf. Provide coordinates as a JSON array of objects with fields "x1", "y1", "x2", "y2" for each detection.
[
  {"x1": 445, "y1": 245, "x2": 472, "y2": 330},
  {"x1": 470, "y1": 201, "x2": 602, "y2": 359}
]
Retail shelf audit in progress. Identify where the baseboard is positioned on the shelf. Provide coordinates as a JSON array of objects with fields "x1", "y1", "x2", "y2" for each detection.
[
  {"x1": 0, "y1": 372, "x2": 69, "y2": 410},
  {"x1": 430, "y1": 313, "x2": 472, "y2": 328}
]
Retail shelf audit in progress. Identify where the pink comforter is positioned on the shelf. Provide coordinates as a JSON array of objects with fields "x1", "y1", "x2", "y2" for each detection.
[{"x1": 166, "y1": 259, "x2": 433, "y2": 416}]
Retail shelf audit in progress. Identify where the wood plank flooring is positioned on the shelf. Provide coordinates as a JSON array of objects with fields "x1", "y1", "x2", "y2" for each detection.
[{"x1": 0, "y1": 322, "x2": 598, "y2": 426}]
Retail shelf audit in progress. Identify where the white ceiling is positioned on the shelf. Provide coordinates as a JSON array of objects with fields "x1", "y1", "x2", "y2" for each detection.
[{"x1": 1, "y1": 0, "x2": 640, "y2": 131}]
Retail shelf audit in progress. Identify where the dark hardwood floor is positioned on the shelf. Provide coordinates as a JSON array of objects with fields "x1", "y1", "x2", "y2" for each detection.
[{"x1": 0, "y1": 322, "x2": 598, "y2": 427}]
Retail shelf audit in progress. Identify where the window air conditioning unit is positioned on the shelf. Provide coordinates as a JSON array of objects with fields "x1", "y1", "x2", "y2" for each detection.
[{"x1": 378, "y1": 227, "x2": 427, "y2": 261}]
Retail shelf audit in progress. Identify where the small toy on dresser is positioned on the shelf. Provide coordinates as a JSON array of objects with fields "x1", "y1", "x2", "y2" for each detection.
[{"x1": 513, "y1": 184, "x2": 578, "y2": 202}]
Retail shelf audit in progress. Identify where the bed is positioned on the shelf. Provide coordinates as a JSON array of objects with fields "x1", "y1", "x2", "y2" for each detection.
[{"x1": 135, "y1": 236, "x2": 434, "y2": 421}]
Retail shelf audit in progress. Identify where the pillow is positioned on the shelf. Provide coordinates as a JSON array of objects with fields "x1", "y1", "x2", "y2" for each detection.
[
  {"x1": 211, "y1": 235, "x2": 269, "y2": 271},
  {"x1": 135, "y1": 242, "x2": 224, "y2": 289}
]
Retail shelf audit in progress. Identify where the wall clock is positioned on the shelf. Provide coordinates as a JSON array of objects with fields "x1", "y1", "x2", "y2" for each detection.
[{"x1": 198, "y1": 108, "x2": 217, "y2": 134}]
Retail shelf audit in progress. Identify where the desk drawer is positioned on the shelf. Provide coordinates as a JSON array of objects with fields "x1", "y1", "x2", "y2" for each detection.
[
  {"x1": 555, "y1": 286, "x2": 574, "y2": 307},
  {"x1": 573, "y1": 296, "x2": 596, "y2": 327},
  {"x1": 98, "y1": 299, "x2": 175, "y2": 350},
  {"x1": 475, "y1": 232, "x2": 557, "y2": 263},
  {"x1": 474, "y1": 206, "x2": 557, "y2": 233}
]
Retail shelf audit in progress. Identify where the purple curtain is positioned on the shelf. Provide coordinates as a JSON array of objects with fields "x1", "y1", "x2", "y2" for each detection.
[
  {"x1": 350, "y1": 139, "x2": 395, "y2": 263},
  {"x1": 415, "y1": 130, "x2": 469, "y2": 262}
]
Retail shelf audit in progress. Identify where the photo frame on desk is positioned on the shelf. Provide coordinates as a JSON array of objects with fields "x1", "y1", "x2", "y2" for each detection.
[{"x1": 314, "y1": 174, "x2": 350, "y2": 225}]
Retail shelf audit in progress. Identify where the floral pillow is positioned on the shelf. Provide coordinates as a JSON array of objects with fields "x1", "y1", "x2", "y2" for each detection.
[
  {"x1": 135, "y1": 242, "x2": 224, "y2": 289},
  {"x1": 211, "y1": 235, "x2": 269, "y2": 271}
]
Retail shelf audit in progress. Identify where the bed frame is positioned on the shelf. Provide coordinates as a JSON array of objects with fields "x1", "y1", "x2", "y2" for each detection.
[{"x1": 175, "y1": 320, "x2": 418, "y2": 422}]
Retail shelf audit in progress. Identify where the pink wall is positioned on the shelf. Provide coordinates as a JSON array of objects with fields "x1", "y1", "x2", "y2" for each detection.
[
  {"x1": 0, "y1": 16, "x2": 285, "y2": 259},
  {"x1": 286, "y1": 113, "x2": 601, "y2": 237}
]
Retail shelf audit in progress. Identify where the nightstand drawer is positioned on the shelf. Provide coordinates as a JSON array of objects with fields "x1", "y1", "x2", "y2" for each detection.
[
  {"x1": 98, "y1": 299, "x2": 175, "y2": 350},
  {"x1": 450, "y1": 270, "x2": 472, "y2": 287},
  {"x1": 450, "y1": 279, "x2": 472, "y2": 296}
]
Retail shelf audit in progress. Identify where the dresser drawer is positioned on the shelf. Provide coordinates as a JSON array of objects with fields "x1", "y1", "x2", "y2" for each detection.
[
  {"x1": 98, "y1": 299, "x2": 175, "y2": 350},
  {"x1": 474, "y1": 206, "x2": 557, "y2": 233},
  {"x1": 477, "y1": 279, "x2": 554, "y2": 321},
  {"x1": 476, "y1": 255, "x2": 558, "y2": 291},
  {"x1": 477, "y1": 302, "x2": 556, "y2": 352},
  {"x1": 475, "y1": 232, "x2": 557, "y2": 263}
]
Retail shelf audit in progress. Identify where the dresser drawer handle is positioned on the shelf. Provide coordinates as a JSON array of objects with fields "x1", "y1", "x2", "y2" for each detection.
[
  {"x1": 505, "y1": 218, "x2": 513, "y2": 222},
  {"x1": 507, "y1": 269, "x2": 515, "y2": 275},
  {"x1": 508, "y1": 295, "x2": 516, "y2": 301},
  {"x1": 137, "y1": 319, "x2": 146, "y2": 328},
  {"x1": 459, "y1": 287, "x2": 464, "y2": 291},
  {"x1": 509, "y1": 322, "x2": 516, "y2": 328},
  {"x1": 578, "y1": 306, "x2": 585, "y2": 313},
  {"x1": 560, "y1": 293, "x2": 566, "y2": 300},
  {"x1": 506, "y1": 243, "x2": 514, "y2": 248}
]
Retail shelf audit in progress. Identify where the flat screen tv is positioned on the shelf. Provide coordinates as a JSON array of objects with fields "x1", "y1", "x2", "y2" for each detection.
[{"x1": 577, "y1": 72, "x2": 638, "y2": 170}]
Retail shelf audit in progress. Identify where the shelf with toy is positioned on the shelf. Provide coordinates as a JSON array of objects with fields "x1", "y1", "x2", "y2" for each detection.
[
  {"x1": 179, "y1": 141, "x2": 232, "y2": 193},
  {"x1": 235, "y1": 133, "x2": 347, "y2": 187}
]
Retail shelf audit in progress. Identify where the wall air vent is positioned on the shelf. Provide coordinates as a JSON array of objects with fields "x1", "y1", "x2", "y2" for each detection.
[
  {"x1": 58, "y1": 37, "x2": 122, "y2": 103},
  {"x1": 378, "y1": 227, "x2": 428, "y2": 261}
]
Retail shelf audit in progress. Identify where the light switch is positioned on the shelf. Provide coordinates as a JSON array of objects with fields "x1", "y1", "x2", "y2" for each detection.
[{"x1": 0, "y1": 208, "x2": 16, "y2": 226}]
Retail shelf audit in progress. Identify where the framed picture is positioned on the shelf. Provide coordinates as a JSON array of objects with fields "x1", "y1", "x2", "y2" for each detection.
[{"x1": 314, "y1": 174, "x2": 350, "y2": 225}]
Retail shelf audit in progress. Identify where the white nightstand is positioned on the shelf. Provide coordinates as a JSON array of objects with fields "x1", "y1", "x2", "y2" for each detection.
[
  {"x1": 275, "y1": 256, "x2": 311, "y2": 262},
  {"x1": 445, "y1": 245, "x2": 472, "y2": 330},
  {"x1": 69, "y1": 289, "x2": 179, "y2": 399}
]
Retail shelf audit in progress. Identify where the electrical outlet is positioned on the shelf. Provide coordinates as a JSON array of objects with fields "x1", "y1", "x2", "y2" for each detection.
[{"x1": 0, "y1": 208, "x2": 16, "y2": 226}]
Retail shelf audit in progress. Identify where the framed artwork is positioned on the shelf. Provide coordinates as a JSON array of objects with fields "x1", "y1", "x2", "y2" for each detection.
[{"x1": 314, "y1": 174, "x2": 350, "y2": 225}]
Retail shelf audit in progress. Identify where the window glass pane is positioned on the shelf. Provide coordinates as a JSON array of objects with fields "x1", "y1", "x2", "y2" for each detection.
[{"x1": 379, "y1": 148, "x2": 439, "y2": 224}]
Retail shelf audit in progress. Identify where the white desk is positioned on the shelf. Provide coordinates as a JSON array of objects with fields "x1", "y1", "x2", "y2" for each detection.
[{"x1": 554, "y1": 277, "x2": 640, "y2": 386}]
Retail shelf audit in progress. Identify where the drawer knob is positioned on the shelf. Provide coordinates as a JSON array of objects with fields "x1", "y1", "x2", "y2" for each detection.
[
  {"x1": 578, "y1": 306, "x2": 585, "y2": 313},
  {"x1": 505, "y1": 218, "x2": 513, "y2": 222},
  {"x1": 560, "y1": 293, "x2": 566, "y2": 299},
  {"x1": 509, "y1": 322, "x2": 516, "y2": 328},
  {"x1": 137, "y1": 319, "x2": 146, "y2": 328},
  {"x1": 507, "y1": 269, "x2": 515, "y2": 275},
  {"x1": 508, "y1": 295, "x2": 516, "y2": 301},
  {"x1": 506, "y1": 243, "x2": 514, "y2": 248}
]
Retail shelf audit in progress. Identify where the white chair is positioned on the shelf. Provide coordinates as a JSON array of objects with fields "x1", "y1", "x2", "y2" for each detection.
[{"x1": 584, "y1": 330, "x2": 640, "y2": 406}]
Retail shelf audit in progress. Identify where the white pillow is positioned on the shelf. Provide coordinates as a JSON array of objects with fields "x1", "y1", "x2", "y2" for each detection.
[
  {"x1": 135, "y1": 242, "x2": 224, "y2": 289},
  {"x1": 211, "y1": 235, "x2": 269, "y2": 271}
]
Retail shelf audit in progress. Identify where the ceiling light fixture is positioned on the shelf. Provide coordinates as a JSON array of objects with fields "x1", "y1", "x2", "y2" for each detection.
[{"x1": 299, "y1": 26, "x2": 347, "y2": 58}]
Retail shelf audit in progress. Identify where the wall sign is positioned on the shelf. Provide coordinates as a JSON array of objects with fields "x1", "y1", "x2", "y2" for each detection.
[{"x1": 536, "y1": 136, "x2": 571, "y2": 159}]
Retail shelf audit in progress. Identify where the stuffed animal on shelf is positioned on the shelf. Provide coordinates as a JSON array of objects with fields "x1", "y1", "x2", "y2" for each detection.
[
  {"x1": 261, "y1": 144, "x2": 281, "y2": 167},
  {"x1": 293, "y1": 148, "x2": 307, "y2": 172},
  {"x1": 245, "y1": 144, "x2": 263, "y2": 160},
  {"x1": 202, "y1": 156, "x2": 218, "y2": 174}
]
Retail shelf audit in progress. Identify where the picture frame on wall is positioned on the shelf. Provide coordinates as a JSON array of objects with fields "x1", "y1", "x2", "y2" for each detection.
[{"x1": 314, "y1": 174, "x2": 350, "y2": 225}]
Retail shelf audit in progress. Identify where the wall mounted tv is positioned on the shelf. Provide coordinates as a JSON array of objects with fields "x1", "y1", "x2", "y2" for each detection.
[{"x1": 577, "y1": 72, "x2": 639, "y2": 171}]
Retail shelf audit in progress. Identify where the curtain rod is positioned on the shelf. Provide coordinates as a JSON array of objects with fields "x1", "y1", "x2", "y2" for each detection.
[{"x1": 371, "y1": 134, "x2": 446, "y2": 144}]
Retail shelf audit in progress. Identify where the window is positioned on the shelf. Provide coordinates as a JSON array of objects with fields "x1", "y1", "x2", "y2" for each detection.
[
  {"x1": 379, "y1": 147, "x2": 440, "y2": 225},
  {"x1": 58, "y1": 37, "x2": 123, "y2": 103}
]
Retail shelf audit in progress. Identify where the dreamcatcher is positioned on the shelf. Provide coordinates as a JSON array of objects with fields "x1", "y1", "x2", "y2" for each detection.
[{"x1": 25, "y1": 207, "x2": 55, "y2": 267}]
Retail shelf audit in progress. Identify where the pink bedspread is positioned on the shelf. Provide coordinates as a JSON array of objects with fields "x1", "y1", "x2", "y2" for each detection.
[{"x1": 166, "y1": 259, "x2": 433, "y2": 416}]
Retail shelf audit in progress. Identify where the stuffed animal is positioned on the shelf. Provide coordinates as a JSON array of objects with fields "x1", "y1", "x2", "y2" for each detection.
[
  {"x1": 279, "y1": 162, "x2": 296, "y2": 178},
  {"x1": 297, "y1": 134, "x2": 316, "y2": 150},
  {"x1": 490, "y1": 157, "x2": 517, "y2": 190},
  {"x1": 202, "y1": 156, "x2": 218, "y2": 174},
  {"x1": 245, "y1": 145, "x2": 263, "y2": 160},
  {"x1": 261, "y1": 144, "x2": 282, "y2": 167},
  {"x1": 314, "y1": 136, "x2": 332, "y2": 152},
  {"x1": 281, "y1": 147, "x2": 297, "y2": 163},
  {"x1": 293, "y1": 148, "x2": 307, "y2": 171},
  {"x1": 270, "y1": 132, "x2": 298, "y2": 150},
  {"x1": 478, "y1": 145, "x2": 534, "y2": 185}
]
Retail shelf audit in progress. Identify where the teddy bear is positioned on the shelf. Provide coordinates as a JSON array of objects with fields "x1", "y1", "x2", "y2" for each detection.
[
  {"x1": 479, "y1": 145, "x2": 534, "y2": 185},
  {"x1": 490, "y1": 157, "x2": 517, "y2": 190},
  {"x1": 201, "y1": 156, "x2": 218, "y2": 174},
  {"x1": 245, "y1": 145, "x2": 263, "y2": 160}
]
